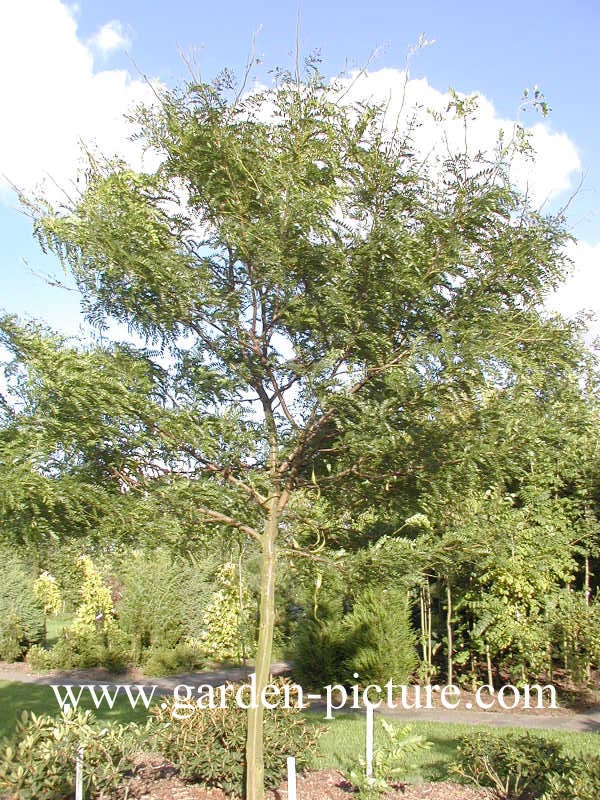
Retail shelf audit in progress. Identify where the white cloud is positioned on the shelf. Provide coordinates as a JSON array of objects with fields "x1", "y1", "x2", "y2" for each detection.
[
  {"x1": 88, "y1": 20, "x2": 130, "y2": 56},
  {"x1": 332, "y1": 68, "x2": 581, "y2": 208},
  {"x1": 0, "y1": 0, "x2": 157, "y2": 201},
  {"x1": 0, "y1": 7, "x2": 591, "y2": 337},
  {"x1": 546, "y1": 240, "x2": 600, "y2": 339}
]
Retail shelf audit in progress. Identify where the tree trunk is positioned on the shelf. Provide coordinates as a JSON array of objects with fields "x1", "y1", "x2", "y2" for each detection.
[
  {"x1": 238, "y1": 545, "x2": 248, "y2": 679},
  {"x1": 486, "y1": 641, "x2": 493, "y2": 688},
  {"x1": 245, "y1": 496, "x2": 280, "y2": 800},
  {"x1": 446, "y1": 582, "x2": 453, "y2": 686},
  {"x1": 420, "y1": 586, "x2": 427, "y2": 677},
  {"x1": 585, "y1": 554, "x2": 591, "y2": 680},
  {"x1": 420, "y1": 580, "x2": 433, "y2": 683}
]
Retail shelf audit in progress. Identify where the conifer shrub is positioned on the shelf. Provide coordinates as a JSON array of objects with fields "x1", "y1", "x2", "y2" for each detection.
[
  {"x1": 0, "y1": 550, "x2": 45, "y2": 661},
  {"x1": 341, "y1": 587, "x2": 418, "y2": 687},
  {"x1": 290, "y1": 614, "x2": 347, "y2": 689}
]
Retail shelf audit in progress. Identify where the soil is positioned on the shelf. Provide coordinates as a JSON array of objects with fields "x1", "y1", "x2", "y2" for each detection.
[{"x1": 119, "y1": 756, "x2": 492, "y2": 800}]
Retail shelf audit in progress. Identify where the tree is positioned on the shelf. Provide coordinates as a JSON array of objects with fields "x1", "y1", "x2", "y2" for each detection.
[{"x1": 18, "y1": 60, "x2": 584, "y2": 798}]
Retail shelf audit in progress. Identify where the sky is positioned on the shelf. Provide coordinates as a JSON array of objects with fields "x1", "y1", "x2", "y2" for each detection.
[{"x1": 0, "y1": 0, "x2": 599, "y2": 340}]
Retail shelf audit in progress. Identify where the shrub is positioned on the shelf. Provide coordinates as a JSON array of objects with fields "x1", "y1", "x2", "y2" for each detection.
[
  {"x1": 291, "y1": 615, "x2": 347, "y2": 689},
  {"x1": 117, "y1": 549, "x2": 214, "y2": 661},
  {"x1": 150, "y1": 678, "x2": 322, "y2": 797},
  {"x1": 142, "y1": 642, "x2": 205, "y2": 676},
  {"x1": 345, "y1": 721, "x2": 430, "y2": 800},
  {"x1": 0, "y1": 611, "x2": 27, "y2": 663},
  {"x1": 26, "y1": 643, "x2": 55, "y2": 672},
  {"x1": 0, "y1": 709, "x2": 139, "y2": 800},
  {"x1": 451, "y1": 730, "x2": 568, "y2": 799},
  {"x1": 71, "y1": 556, "x2": 116, "y2": 635},
  {"x1": 198, "y1": 562, "x2": 255, "y2": 663},
  {"x1": 36, "y1": 555, "x2": 130, "y2": 671},
  {"x1": 541, "y1": 756, "x2": 600, "y2": 800},
  {"x1": 43, "y1": 626, "x2": 130, "y2": 672},
  {"x1": 342, "y1": 588, "x2": 418, "y2": 687},
  {"x1": 32, "y1": 571, "x2": 63, "y2": 617},
  {"x1": 0, "y1": 550, "x2": 45, "y2": 660}
]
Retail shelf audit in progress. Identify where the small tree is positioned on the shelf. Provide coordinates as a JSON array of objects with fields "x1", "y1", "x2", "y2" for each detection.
[
  {"x1": 18, "y1": 57, "x2": 583, "y2": 798},
  {"x1": 72, "y1": 556, "x2": 115, "y2": 636},
  {"x1": 343, "y1": 587, "x2": 418, "y2": 687},
  {"x1": 199, "y1": 562, "x2": 255, "y2": 663},
  {"x1": 32, "y1": 571, "x2": 62, "y2": 618}
]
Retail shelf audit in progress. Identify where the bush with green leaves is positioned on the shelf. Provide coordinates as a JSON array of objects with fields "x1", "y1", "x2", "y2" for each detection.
[
  {"x1": 0, "y1": 709, "x2": 140, "y2": 800},
  {"x1": 150, "y1": 678, "x2": 322, "y2": 797},
  {"x1": 345, "y1": 721, "x2": 430, "y2": 800},
  {"x1": 291, "y1": 613, "x2": 347, "y2": 689},
  {"x1": 342, "y1": 588, "x2": 418, "y2": 687},
  {"x1": 38, "y1": 625, "x2": 131, "y2": 671},
  {"x1": 541, "y1": 756, "x2": 600, "y2": 800},
  {"x1": 142, "y1": 642, "x2": 206, "y2": 676},
  {"x1": 0, "y1": 549, "x2": 45, "y2": 661},
  {"x1": 117, "y1": 549, "x2": 214, "y2": 662},
  {"x1": 71, "y1": 555, "x2": 116, "y2": 635},
  {"x1": 451, "y1": 730, "x2": 569, "y2": 799},
  {"x1": 32, "y1": 571, "x2": 63, "y2": 617},
  {"x1": 198, "y1": 561, "x2": 255, "y2": 663},
  {"x1": 32, "y1": 555, "x2": 130, "y2": 671}
]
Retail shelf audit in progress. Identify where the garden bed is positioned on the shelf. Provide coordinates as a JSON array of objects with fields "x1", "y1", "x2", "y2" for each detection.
[{"x1": 120, "y1": 756, "x2": 492, "y2": 800}]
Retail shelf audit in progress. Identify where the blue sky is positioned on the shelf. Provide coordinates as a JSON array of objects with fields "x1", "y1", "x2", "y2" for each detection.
[{"x1": 1, "y1": 0, "x2": 599, "y2": 337}]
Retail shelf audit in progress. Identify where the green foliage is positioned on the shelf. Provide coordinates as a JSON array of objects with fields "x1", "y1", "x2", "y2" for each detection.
[
  {"x1": 0, "y1": 611, "x2": 27, "y2": 663},
  {"x1": 32, "y1": 555, "x2": 131, "y2": 671},
  {"x1": 71, "y1": 555, "x2": 116, "y2": 635},
  {"x1": 547, "y1": 590, "x2": 600, "y2": 680},
  {"x1": 0, "y1": 709, "x2": 139, "y2": 800},
  {"x1": 198, "y1": 562, "x2": 255, "y2": 663},
  {"x1": 292, "y1": 586, "x2": 418, "y2": 689},
  {"x1": 0, "y1": 550, "x2": 45, "y2": 661},
  {"x1": 7, "y1": 50, "x2": 600, "y2": 799},
  {"x1": 142, "y1": 642, "x2": 205, "y2": 676},
  {"x1": 150, "y1": 679, "x2": 322, "y2": 797},
  {"x1": 541, "y1": 756, "x2": 600, "y2": 800},
  {"x1": 346, "y1": 722, "x2": 430, "y2": 800},
  {"x1": 342, "y1": 588, "x2": 418, "y2": 687},
  {"x1": 291, "y1": 615, "x2": 347, "y2": 689},
  {"x1": 451, "y1": 730, "x2": 569, "y2": 799},
  {"x1": 46, "y1": 625, "x2": 130, "y2": 672},
  {"x1": 32, "y1": 571, "x2": 63, "y2": 617},
  {"x1": 25, "y1": 643, "x2": 55, "y2": 672},
  {"x1": 117, "y1": 548, "x2": 214, "y2": 661}
]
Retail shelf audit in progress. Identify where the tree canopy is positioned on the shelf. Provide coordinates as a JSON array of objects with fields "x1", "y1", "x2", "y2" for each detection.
[{"x1": 3, "y1": 60, "x2": 598, "y2": 799}]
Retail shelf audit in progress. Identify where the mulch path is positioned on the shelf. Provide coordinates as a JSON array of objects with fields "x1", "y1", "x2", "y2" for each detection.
[{"x1": 119, "y1": 756, "x2": 492, "y2": 800}]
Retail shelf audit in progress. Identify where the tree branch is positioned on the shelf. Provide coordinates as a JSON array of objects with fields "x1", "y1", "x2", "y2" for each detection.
[{"x1": 197, "y1": 505, "x2": 263, "y2": 543}]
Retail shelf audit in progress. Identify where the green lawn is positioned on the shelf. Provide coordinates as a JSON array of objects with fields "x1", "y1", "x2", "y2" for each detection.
[
  {"x1": 0, "y1": 681, "x2": 151, "y2": 742},
  {"x1": 311, "y1": 714, "x2": 600, "y2": 780},
  {"x1": 1, "y1": 681, "x2": 599, "y2": 783},
  {"x1": 44, "y1": 613, "x2": 74, "y2": 647}
]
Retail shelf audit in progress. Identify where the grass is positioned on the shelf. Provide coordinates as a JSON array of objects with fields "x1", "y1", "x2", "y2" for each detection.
[
  {"x1": 0, "y1": 681, "x2": 151, "y2": 742},
  {"x1": 310, "y1": 714, "x2": 600, "y2": 780},
  {"x1": 44, "y1": 613, "x2": 74, "y2": 647}
]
